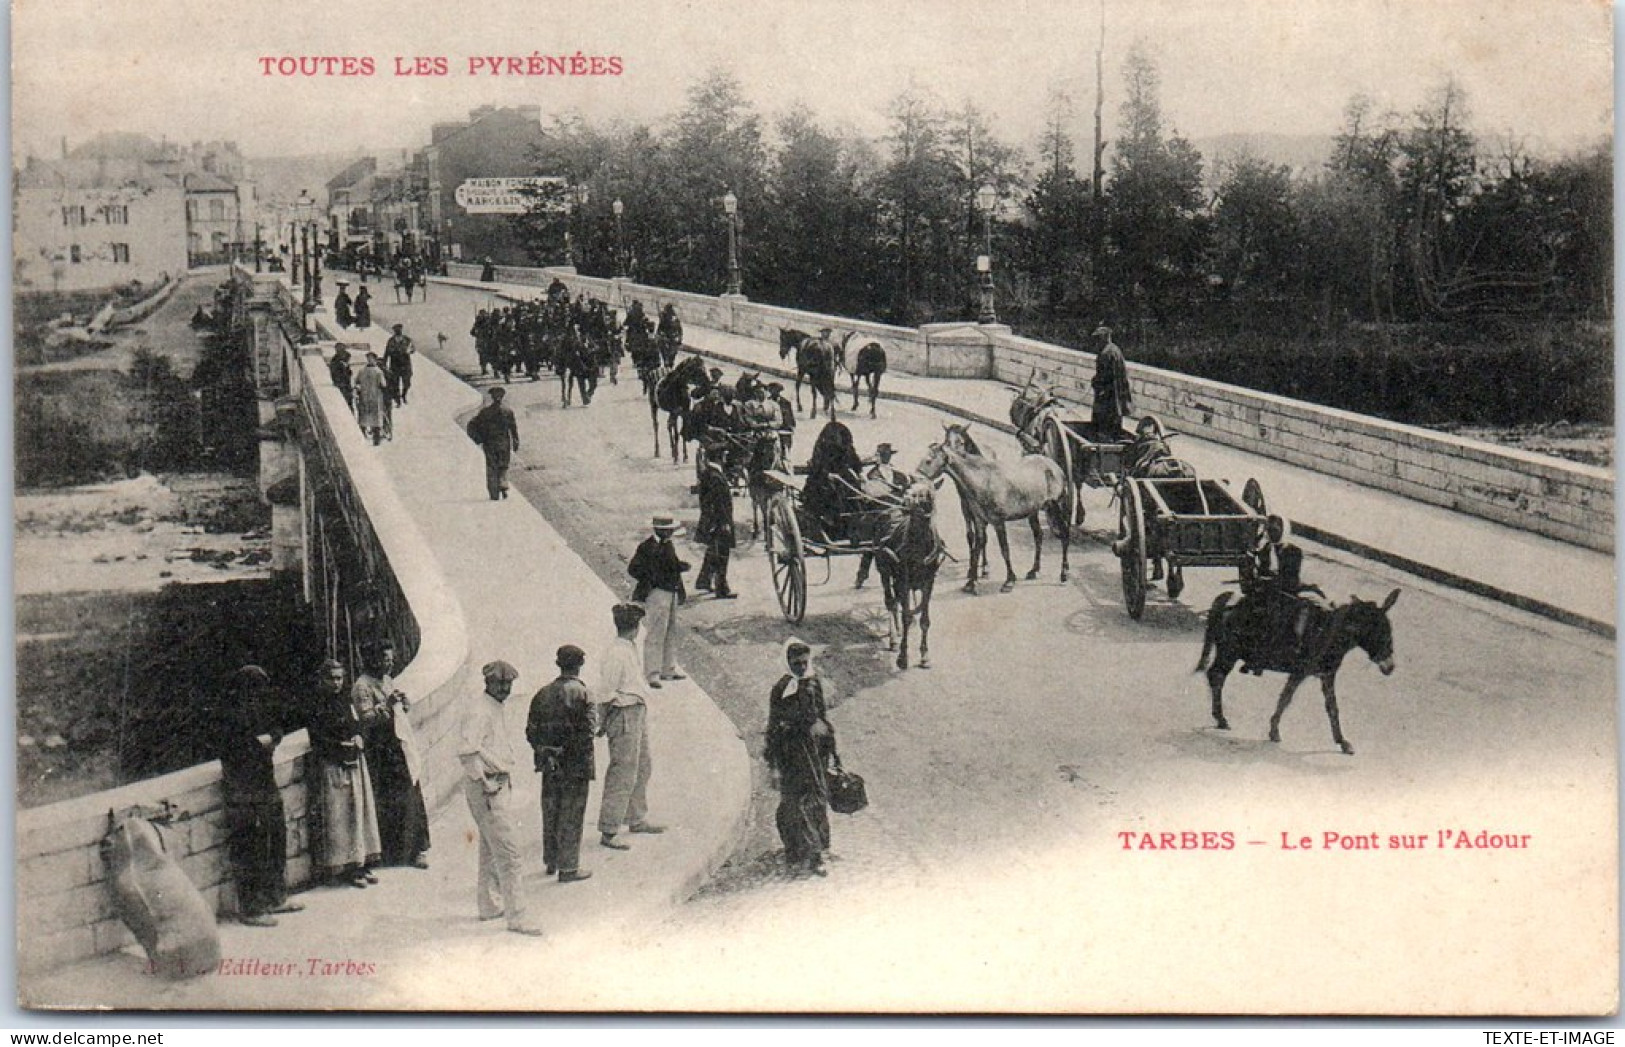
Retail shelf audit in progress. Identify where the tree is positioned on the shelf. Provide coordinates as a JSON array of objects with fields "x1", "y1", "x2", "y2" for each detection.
[
  {"x1": 1211, "y1": 156, "x2": 1299, "y2": 298},
  {"x1": 1104, "y1": 42, "x2": 1208, "y2": 320},
  {"x1": 876, "y1": 85, "x2": 960, "y2": 321},
  {"x1": 664, "y1": 68, "x2": 768, "y2": 292},
  {"x1": 1020, "y1": 87, "x2": 1096, "y2": 313},
  {"x1": 758, "y1": 105, "x2": 883, "y2": 314}
]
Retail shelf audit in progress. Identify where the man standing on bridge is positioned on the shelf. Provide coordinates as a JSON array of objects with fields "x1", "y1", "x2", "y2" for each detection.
[
  {"x1": 467, "y1": 387, "x2": 520, "y2": 500},
  {"x1": 1090, "y1": 324, "x2": 1134, "y2": 441},
  {"x1": 596, "y1": 603, "x2": 666, "y2": 851},
  {"x1": 385, "y1": 324, "x2": 415, "y2": 407}
]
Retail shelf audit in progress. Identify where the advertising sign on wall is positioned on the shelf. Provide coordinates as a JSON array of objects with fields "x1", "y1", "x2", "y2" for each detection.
[{"x1": 453, "y1": 176, "x2": 566, "y2": 214}]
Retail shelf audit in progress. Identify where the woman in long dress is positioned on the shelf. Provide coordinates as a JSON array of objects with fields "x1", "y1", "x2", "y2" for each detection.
[
  {"x1": 765, "y1": 639, "x2": 834, "y2": 876},
  {"x1": 353, "y1": 641, "x2": 430, "y2": 868},
  {"x1": 307, "y1": 659, "x2": 382, "y2": 888}
]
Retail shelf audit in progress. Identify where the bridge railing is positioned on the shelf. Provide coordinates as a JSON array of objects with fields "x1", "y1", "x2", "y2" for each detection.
[
  {"x1": 444, "y1": 262, "x2": 1611, "y2": 554},
  {"x1": 16, "y1": 268, "x2": 473, "y2": 977}
]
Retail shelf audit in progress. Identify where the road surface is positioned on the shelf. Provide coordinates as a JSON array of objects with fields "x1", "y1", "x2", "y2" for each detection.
[{"x1": 356, "y1": 277, "x2": 1616, "y2": 1013}]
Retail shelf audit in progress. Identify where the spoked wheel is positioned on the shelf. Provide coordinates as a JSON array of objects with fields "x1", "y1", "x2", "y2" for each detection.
[
  {"x1": 1118, "y1": 479, "x2": 1147, "y2": 619},
  {"x1": 765, "y1": 493, "x2": 807, "y2": 623},
  {"x1": 1041, "y1": 418, "x2": 1082, "y2": 535},
  {"x1": 1242, "y1": 477, "x2": 1267, "y2": 517}
]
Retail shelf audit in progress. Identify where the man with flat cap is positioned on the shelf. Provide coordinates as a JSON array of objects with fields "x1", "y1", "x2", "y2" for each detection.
[
  {"x1": 384, "y1": 324, "x2": 415, "y2": 407},
  {"x1": 1090, "y1": 324, "x2": 1134, "y2": 441},
  {"x1": 527, "y1": 645, "x2": 597, "y2": 882},
  {"x1": 595, "y1": 603, "x2": 666, "y2": 850},
  {"x1": 457, "y1": 660, "x2": 542, "y2": 936},
  {"x1": 467, "y1": 387, "x2": 520, "y2": 501}
]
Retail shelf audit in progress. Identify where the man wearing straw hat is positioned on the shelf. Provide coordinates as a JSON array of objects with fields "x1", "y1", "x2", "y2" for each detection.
[
  {"x1": 456, "y1": 660, "x2": 543, "y2": 936},
  {"x1": 627, "y1": 515, "x2": 690, "y2": 686}
]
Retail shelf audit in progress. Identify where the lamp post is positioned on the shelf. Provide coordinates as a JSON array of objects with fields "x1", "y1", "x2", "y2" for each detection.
[
  {"x1": 722, "y1": 189, "x2": 741, "y2": 297},
  {"x1": 612, "y1": 198, "x2": 626, "y2": 278},
  {"x1": 975, "y1": 182, "x2": 998, "y2": 325},
  {"x1": 253, "y1": 223, "x2": 263, "y2": 273},
  {"x1": 567, "y1": 184, "x2": 590, "y2": 269}
]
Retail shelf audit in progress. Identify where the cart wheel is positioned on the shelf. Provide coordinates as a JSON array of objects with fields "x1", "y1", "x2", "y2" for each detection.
[
  {"x1": 766, "y1": 493, "x2": 807, "y2": 623},
  {"x1": 1042, "y1": 419, "x2": 1081, "y2": 534},
  {"x1": 1242, "y1": 477, "x2": 1267, "y2": 517},
  {"x1": 1118, "y1": 480, "x2": 1147, "y2": 620},
  {"x1": 1166, "y1": 564, "x2": 1185, "y2": 600}
]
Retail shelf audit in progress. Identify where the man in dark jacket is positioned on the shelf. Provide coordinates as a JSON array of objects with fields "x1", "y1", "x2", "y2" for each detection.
[
  {"x1": 1090, "y1": 324, "x2": 1134, "y2": 440},
  {"x1": 384, "y1": 324, "x2": 415, "y2": 406},
  {"x1": 467, "y1": 387, "x2": 519, "y2": 500},
  {"x1": 627, "y1": 516, "x2": 689, "y2": 686},
  {"x1": 333, "y1": 282, "x2": 354, "y2": 329},
  {"x1": 526, "y1": 645, "x2": 596, "y2": 883},
  {"x1": 694, "y1": 449, "x2": 737, "y2": 599}
]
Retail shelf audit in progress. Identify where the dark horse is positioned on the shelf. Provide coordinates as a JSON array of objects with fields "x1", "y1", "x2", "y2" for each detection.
[
  {"x1": 851, "y1": 479, "x2": 944, "y2": 670},
  {"x1": 1196, "y1": 588, "x2": 1399, "y2": 755},
  {"x1": 777, "y1": 328, "x2": 838, "y2": 419},
  {"x1": 850, "y1": 340, "x2": 888, "y2": 418},
  {"x1": 652, "y1": 355, "x2": 707, "y2": 461}
]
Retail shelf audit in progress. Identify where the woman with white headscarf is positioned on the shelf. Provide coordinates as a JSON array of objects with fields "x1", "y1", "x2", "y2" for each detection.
[{"x1": 765, "y1": 639, "x2": 834, "y2": 876}]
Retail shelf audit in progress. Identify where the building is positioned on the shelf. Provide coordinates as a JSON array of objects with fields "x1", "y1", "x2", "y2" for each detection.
[
  {"x1": 14, "y1": 156, "x2": 188, "y2": 293},
  {"x1": 183, "y1": 171, "x2": 245, "y2": 266},
  {"x1": 417, "y1": 105, "x2": 547, "y2": 265}
]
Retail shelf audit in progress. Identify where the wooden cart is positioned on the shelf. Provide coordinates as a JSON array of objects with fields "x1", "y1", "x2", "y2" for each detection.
[{"x1": 1114, "y1": 473, "x2": 1269, "y2": 618}]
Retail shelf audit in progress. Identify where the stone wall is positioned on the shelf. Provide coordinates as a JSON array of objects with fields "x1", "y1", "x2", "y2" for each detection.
[{"x1": 16, "y1": 272, "x2": 472, "y2": 977}]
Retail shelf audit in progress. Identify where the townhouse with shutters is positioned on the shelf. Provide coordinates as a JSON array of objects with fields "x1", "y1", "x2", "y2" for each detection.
[{"x1": 14, "y1": 135, "x2": 260, "y2": 294}]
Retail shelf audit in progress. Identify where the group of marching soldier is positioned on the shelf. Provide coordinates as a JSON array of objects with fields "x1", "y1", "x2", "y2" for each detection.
[{"x1": 470, "y1": 280, "x2": 623, "y2": 400}]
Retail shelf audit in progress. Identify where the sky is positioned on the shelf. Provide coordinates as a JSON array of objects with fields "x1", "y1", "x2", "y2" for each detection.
[{"x1": 8, "y1": 0, "x2": 1616, "y2": 164}]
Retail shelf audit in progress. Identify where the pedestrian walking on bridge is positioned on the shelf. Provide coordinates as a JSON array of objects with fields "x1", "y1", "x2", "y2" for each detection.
[
  {"x1": 766, "y1": 640, "x2": 834, "y2": 877},
  {"x1": 467, "y1": 387, "x2": 520, "y2": 500}
]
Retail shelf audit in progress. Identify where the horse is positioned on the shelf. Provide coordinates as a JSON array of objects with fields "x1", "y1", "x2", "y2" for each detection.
[
  {"x1": 849, "y1": 479, "x2": 944, "y2": 669},
  {"x1": 850, "y1": 340, "x2": 888, "y2": 418},
  {"x1": 917, "y1": 424, "x2": 1070, "y2": 594},
  {"x1": 653, "y1": 354, "x2": 707, "y2": 461},
  {"x1": 1196, "y1": 588, "x2": 1399, "y2": 755},
  {"x1": 744, "y1": 427, "x2": 787, "y2": 543},
  {"x1": 777, "y1": 328, "x2": 837, "y2": 419}
]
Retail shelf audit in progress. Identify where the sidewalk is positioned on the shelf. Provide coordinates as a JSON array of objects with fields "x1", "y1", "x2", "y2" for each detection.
[
  {"x1": 446, "y1": 274, "x2": 1614, "y2": 636},
  {"x1": 21, "y1": 297, "x2": 753, "y2": 1010}
]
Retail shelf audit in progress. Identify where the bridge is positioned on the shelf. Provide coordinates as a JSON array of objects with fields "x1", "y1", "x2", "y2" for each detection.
[{"x1": 17, "y1": 263, "x2": 1615, "y2": 1012}]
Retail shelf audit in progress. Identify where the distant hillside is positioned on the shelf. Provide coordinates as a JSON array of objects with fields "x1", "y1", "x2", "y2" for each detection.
[
  {"x1": 1192, "y1": 133, "x2": 1336, "y2": 179},
  {"x1": 247, "y1": 152, "x2": 367, "y2": 205}
]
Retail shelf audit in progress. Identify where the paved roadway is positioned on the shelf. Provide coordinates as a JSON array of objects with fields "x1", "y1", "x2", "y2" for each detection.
[{"x1": 357, "y1": 278, "x2": 1615, "y2": 1013}]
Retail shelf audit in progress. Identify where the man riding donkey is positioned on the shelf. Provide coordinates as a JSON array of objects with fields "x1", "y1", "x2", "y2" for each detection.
[{"x1": 1233, "y1": 514, "x2": 1328, "y2": 675}]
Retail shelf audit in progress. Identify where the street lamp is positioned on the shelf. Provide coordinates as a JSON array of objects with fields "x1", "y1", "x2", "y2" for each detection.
[
  {"x1": 612, "y1": 198, "x2": 626, "y2": 278},
  {"x1": 722, "y1": 189, "x2": 741, "y2": 296},
  {"x1": 975, "y1": 183, "x2": 998, "y2": 324},
  {"x1": 567, "y1": 184, "x2": 590, "y2": 268},
  {"x1": 253, "y1": 223, "x2": 263, "y2": 273}
]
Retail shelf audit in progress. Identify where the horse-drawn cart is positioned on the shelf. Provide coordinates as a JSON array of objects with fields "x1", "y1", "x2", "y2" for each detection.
[
  {"x1": 760, "y1": 470, "x2": 859, "y2": 623},
  {"x1": 759, "y1": 466, "x2": 943, "y2": 669},
  {"x1": 1009, "y1": 374, "x2": 1270, "y2": 618},
  {"x1": 1115, "y1": 473, "x2": 1268, "y2": 619}
]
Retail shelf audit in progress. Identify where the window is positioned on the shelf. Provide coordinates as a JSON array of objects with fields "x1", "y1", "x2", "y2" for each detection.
[
  {"x1": 69, "y1": 245, "x2": 82, "y2": 264},
  {"x1": 61, "y1": 205, "x2": 86, "y2": 227},
  {"x1": 187, "y1": 200, "x2": 197, "y2": 221},
  {"x1": 112, "y1": 243, "x2": 130, "y2": 264},
  {"x1": 209, "y1": 199, "x2": 226, "y2": 221}
]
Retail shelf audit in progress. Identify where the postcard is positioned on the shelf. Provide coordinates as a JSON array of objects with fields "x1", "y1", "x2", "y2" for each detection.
[{"x1": 11, "y1": 0, "x2": 1616, "y2": 1016}]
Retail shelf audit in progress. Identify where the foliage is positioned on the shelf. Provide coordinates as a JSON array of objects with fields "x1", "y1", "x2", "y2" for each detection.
[{"x1": 503, "y1": 63, "x2": 1611, "y2": 425}]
